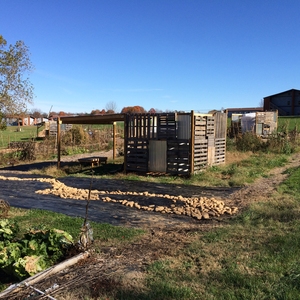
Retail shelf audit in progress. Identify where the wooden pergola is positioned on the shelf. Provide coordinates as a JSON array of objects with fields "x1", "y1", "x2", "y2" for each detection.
[
  {"x1": 56, "y1": 111, "x2": 227, "y2": 175},
  {"x1": 57, "y1": 114, "x2": 126, "y2": 168}
]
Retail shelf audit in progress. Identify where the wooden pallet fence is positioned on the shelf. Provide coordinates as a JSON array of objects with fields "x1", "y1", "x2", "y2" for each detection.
[
  {"x1": 194, "y1": 116, "x2": 207, "y2": 137},
  {"x1": 167, "y1": 140, "x2": 190, "y2": 175},
  {"x1": 126, "y1": 139, "x2": 148, "y2": 172},
  {"x1": 124, "y1": 111, "x2": 227, "y2": 175},
  {"x1": 207, "y1": 136, "x2": 216, "y2": 166},
  {"x1": 193, "y1": 138, "x2": 208, "y2": 173},
  {"x1": 206, "y1": 116, "x2": 215, "y2": 136},
  {"x1": 127, "y1": 114, "x2": 179, "y2": 140},
  {"x1": 157, "y1": 114, "x2": 177, "y2": 139},
  {"x1": 48, "y1": 121, "x2": 72, "y2": 136},
  {"x1": 127, "y1": 114, "x2": 152, "y2": 139},
  {"x1": 214, "y1": 112, "x2": 228, "y2": 138},
  {"x1": 214, "y1": 138, "x2": 226, "y2": 164}
]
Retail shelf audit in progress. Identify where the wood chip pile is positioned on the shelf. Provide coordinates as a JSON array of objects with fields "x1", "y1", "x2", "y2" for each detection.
[{"x1": 0, "y1": 176, "x2": 238, "y2": 220}]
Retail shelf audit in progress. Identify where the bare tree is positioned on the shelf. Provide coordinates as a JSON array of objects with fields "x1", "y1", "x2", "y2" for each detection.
[
  {"x1": 30, "y1": 108, "x2": 42, "y2": 119},
  {"x1": 259, "y1": 99, "x2": 264, "y2": 108},
  {"x1": 105, "y1": 101, "x2": 117, "y2": 113}
]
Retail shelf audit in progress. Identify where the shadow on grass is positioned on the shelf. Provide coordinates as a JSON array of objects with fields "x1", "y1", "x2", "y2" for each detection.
[
  {"x1": 0, "y1": 160, "x2": 124, "y2": 176},
  {"x1": 72, "y1": 162, "x2": 124, "y2": 176}
]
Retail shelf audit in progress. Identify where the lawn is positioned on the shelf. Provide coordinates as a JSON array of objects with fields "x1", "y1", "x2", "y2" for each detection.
[
  {"x1": 0, "y1": 125, "x2": 38, "y2": 148},
  {"x1": 278, "y1": 116, "x2": 300, "y2": 131}
]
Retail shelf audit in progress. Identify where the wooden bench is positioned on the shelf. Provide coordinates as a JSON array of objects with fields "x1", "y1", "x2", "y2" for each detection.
[{"x1": 78, "y1": 156, "x2": 108, "y2": 169}]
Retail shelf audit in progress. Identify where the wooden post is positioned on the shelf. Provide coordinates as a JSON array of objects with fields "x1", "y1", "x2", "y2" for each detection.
[
  {"x1": 113, "y1": 122, "x2": 116, "y2": 160},
  {"x1": 124, "y1": 115, "x2": 128, "y2": 173},
  {"x1": 57, "y1": 117, "x2": 61, "y2": 169},
  {"x1": 190, "y1": 110, "x2": 195, "y2": 175},
  {"x1": 224, "y1": 111, "x2": 228, "y2": 164}
]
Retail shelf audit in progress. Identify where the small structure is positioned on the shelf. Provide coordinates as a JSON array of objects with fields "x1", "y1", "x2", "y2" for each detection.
[
  {"x1": 4, "y1": 115, "x2": 48, "y2": 126},
  {"x1": 21, "y1": 116, "x2": 35, "y2": 126},
  {"x1": 4, "y1": 115, "x2": 33, "y2": 126},
  {"x1": 229, "y1": 111, "x2": 278, "y2": 137},
  {"x1": 225, "y1": 107, "x2": 263, "y2": 118},
  {"x1": 124, "y1": 111, "x2": 227, "y2": 175},
  {"x1": 58, "y1": 111, "x2": 227, "y2": 176},
  {"x1": 45, "y1": 121, "x2": 72, "y2": 136}
]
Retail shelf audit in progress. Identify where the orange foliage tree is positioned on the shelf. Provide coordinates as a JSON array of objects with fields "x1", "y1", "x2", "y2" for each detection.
[
  {"x1": 121, "y1": 106, "x2": 146, "y2": 114},
  {"x1": 91, "y1": 109, "x2": 105, "y2": 115}
]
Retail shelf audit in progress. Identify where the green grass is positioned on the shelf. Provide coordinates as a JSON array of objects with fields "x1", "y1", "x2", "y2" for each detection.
[
  {"x1": 141, "y1": 165, "x2": 300, "y2": 300},
  {"x1": 64, "y1": 151, "x2": 288, "y2": 188},
  {"x1": 9, "y1": 208, "x2": 143, "y2": 243},
  {"x1": 0, "y1": 125, "x2": 38, "y2": 148},
  {"x1": 278, "y1": 116, "x2": 300, "y2": 131},
  {"x1": 168, "y1": 152, "x2": 288, "y2": 187}
]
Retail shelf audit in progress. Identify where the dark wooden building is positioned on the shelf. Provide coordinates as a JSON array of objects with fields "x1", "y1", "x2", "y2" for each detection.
[
  {"x1": 124, "y1": 111, "x2": 227, "y2": 175},
  {"x1": 263, "y1": 89, "x2": 300, "y2": 116}
]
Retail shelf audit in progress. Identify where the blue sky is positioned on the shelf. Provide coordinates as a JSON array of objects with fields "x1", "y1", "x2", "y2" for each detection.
[{"x1": 1, "y1": 0, "x2": 300, "y2": 114}]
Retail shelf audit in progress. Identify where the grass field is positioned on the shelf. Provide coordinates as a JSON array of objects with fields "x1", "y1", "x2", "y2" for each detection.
[
  {"x1": 0, "y1": 125, "x2": 38, "y2": 148},
  {"x1": 278, "y1": 116, "x2": 300, "y2": 131}
]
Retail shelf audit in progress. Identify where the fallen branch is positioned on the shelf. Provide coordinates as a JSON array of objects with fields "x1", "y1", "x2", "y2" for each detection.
[{"x1": 0, "y1": 251, "x2": 90, "y2": 298}]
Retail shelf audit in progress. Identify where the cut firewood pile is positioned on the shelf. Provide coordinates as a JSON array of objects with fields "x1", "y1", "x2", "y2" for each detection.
[{"x1": 0, "y1": 175, "x2": 238, "y2": 220}]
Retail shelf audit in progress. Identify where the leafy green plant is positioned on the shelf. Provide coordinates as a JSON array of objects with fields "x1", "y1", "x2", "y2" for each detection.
[
  {"x1": 0, "y1": 220, "x2": 74, "y2": 280},
  {"x1": 0, "y1": 219, "x2": 19, "y2": 241},
  {"x1": 0, "y1": 240, "x2": 23, "y2": 277},
  {"x1": 266, "y1": 133, "x2": 294, "y2": 154},
  {"x1": 13, "y1": 255, "x2": 48, "y2": 280},
  {"x1": 235, "y1": 132, "x2": 267, "y2": 152}
]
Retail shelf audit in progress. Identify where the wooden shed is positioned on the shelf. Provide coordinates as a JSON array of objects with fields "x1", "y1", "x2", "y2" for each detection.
[
  {"x1": 124, "y1": 111, "x2": 227, "y2": 175},
  {"x1": 229, "y1": 111, "x2": 278, "y2": 137},
  {"x1": 58, "y1": 111, "x2": 227, "y2": 176}
]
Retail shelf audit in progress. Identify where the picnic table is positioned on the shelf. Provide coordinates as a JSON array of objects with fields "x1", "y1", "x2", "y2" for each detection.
[{"x1": 78, "y1": 156, "x2": 108, "y2": 169}]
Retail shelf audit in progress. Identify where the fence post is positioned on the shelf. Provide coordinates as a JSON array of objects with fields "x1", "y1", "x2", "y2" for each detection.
[
  {"x1": 57, "y1": 117, "x2": 61, "y2": 169},
  {"x1": 190, "y1": 110, "x2": 195, "y2": 175},
  {"x1": 113, "y1": 122, "x2": 116, "y2": 160}
]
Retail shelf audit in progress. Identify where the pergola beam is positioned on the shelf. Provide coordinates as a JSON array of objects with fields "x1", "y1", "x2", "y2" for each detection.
[{"x1": 57, "y1": 114, "x2": 126, "y2": 168}]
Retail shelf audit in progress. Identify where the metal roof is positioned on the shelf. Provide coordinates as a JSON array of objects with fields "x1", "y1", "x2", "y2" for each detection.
[
  {"x1": 263, "y1": 88, "x2": 300, "y2": 99},
  {"x1": 225, "y1": 107, "x2": 263, "y2": 112}
]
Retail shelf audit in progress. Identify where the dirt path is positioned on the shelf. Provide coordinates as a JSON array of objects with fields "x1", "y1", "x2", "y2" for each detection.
[{"x1": 228, "y1": 151, "x2": 300, "y2": 209}]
